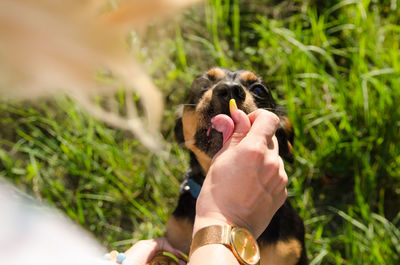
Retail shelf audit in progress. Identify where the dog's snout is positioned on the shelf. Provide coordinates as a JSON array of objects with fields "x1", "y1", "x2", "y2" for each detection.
[{"x1": 213, "y1": 82, "x2": 246, "y2": 103}]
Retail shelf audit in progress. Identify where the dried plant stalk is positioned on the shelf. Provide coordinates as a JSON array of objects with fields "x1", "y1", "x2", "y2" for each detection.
[{"x1": 0, "y1": 0, "x2": 200, "y2": 151}]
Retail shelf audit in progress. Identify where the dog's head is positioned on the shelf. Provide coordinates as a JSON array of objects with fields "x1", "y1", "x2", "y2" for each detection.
[{"x1": 175, "y1": 67, "x2": 294, "y2": 173}]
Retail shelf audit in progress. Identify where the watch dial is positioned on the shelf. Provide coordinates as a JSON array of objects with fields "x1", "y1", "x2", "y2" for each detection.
[{"x1": 231, "y1": 227, "x2": 260, "y2": 265}]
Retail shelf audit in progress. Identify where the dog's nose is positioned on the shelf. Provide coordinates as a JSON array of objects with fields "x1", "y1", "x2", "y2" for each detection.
[{"x1": 213, "y1": 82, "x2": 246, "y2": 104}]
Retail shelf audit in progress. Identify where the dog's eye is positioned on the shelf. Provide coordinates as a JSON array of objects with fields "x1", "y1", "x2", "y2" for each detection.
[
  {"x1": 201, "y1": 85, "x2": 210, "y2": 92},
  {"x1": 250, "y1": 85, "x2": 267, "y2": 97}
]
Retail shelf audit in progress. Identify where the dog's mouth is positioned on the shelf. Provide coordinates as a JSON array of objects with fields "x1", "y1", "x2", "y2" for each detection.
[
  {"x1": 193, "y1": 111, "x2": 224, "y2": 158},
  {"x1": 192, "y1": 95, "x2": 257, "y2": 158},
  {"x1": 194, "y1": 105, "x2": 236, "y2": 158},
  {"x1": 206, "y1": 125, "x2": 213, "y2": 137},
  {"x1": 209, "y1": 114, "x2": 234, "y2": 145}
]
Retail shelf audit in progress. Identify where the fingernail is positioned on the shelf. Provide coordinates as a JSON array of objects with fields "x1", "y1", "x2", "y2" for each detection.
[
  {"x1": 229, "y1": 98, "x2": 237, "y2": 112},
  {"x1": 116, "y1": 253, "x2": 126, "y2": 264}
]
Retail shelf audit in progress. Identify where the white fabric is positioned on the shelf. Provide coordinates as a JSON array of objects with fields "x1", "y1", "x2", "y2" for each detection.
[{"x1": 0, "y1": 179, "x2": 109, "y2": 265}]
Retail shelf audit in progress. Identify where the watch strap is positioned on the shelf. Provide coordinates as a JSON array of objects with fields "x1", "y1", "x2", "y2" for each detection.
[{"x1": 189, "y1": 225, "x2": 232, "y2": 257}]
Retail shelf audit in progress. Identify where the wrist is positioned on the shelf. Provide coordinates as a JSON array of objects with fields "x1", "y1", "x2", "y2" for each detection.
[
  {"x1": 193, "y1": 215, "x2": 231, "y2": 236},
  {"x1": 189, "y1": 224, "x2": 261, "y2": 265},
  {"x1": 188, "y1": 244, "x2": 239, "y2": 265},
  {"x1": 194, "y1": 213, "x2": 258, "y2": 238}
]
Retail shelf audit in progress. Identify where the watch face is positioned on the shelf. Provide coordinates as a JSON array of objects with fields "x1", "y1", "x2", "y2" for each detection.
[{"x1": 230, "y1": 227, "x2": 260, "y2": 265}]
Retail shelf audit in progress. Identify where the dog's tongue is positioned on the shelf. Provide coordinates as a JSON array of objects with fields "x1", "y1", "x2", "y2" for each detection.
[{"x1": 211, "y1": 114, "x2": 234, "y2": 145}]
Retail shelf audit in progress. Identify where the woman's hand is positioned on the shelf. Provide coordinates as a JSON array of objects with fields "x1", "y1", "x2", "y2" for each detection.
[
  {"x1": 194, "y1": 100, "x2": 288, "y2": 238},
  {"x1": 123, "y1": 237, "x2": 185, "y2": 265}
]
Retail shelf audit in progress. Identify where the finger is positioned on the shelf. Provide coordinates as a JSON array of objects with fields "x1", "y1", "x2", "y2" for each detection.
[
  {"x1": 276, "y1": 187, "x2": 288, "y2": 208},
  {"x1": 247, "y1": 109, "x2": 280, "y2": 142},
  {"x1": 155, "y1": 238, "x2": 188, "y2": 261},
  {"x1": 229, "y1": 99, "x2": 251, "y2": 138},
  {"x1": 265, "y1": 135, "x2": 279, "y2": 154},
  {"x1": 124, "y1": 240, "x2": 155, "y2": 265},
  {"x1": 124, "y1": 238, "x2": 185, "y2": 265},
  {"x1": 212, "y1": 99, "x2": 251, "y2": 154},
  {"x1": 222, "y1": 99, "x2": 251, "y2": 148},
  {"x1": 270, "y1": 156, "x2": 288, "y2": 194}
]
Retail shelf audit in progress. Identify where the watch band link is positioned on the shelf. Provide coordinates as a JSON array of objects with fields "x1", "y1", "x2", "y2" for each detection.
[{"x1": 189, "y1": 225, "x2": 232, "y2": 257}]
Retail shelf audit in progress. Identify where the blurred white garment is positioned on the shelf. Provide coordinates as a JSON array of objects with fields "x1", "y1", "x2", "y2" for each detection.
[{"x1": 0, "y1": 179, "x2": 109, "y2": 265}]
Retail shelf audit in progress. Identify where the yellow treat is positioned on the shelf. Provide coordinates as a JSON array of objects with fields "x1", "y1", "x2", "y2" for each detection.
[{"x1": 229, "y1": 98, "x2": 238, "y2": 111}]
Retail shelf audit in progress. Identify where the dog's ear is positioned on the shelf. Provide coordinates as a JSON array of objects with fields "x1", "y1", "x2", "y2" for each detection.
[
  {"x1": 276, "y1": 115, "x2": 294, "y2": 163},
  {"x1": 174, "y1": 117, "x2": 185, "y2": 144},
  {"x1": 174, "y1": 105, "x2": 185, "y2": 144}
]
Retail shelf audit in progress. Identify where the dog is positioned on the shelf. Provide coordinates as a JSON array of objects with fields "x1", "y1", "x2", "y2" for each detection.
[{"x1": 166, "y1": 67, "x2": 307, "y2": 265}]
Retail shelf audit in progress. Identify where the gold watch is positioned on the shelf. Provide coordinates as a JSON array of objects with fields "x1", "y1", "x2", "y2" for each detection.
[{"x1": 189, "y1": 225, "x2": 260, "y2": 265}]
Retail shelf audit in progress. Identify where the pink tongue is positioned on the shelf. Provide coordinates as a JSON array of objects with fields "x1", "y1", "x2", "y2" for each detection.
[{"x1": 211, "y1": 114, "x2": 234, "y2": 145}]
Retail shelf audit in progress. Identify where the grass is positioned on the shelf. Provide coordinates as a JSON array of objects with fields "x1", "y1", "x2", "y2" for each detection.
[
  {"x1": 1, "y1": 0, "x2": 400, "y2": 264},
  {"x1": 0, "y1": 99, "x2": 188, "y2": 247}
]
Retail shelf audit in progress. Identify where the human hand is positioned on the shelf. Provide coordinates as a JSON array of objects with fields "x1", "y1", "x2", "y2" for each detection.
[
  {"x1": 194, "y1": 100, "x2": 288, "y2": 238},
  {"x1": 121, "y1": 238, "x2": 186, "y2": 265}
]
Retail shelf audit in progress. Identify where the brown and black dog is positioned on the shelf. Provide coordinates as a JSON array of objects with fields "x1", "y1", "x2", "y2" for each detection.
[{"x1": 166, "y1": 67, "x2": 307, "y2": 265}]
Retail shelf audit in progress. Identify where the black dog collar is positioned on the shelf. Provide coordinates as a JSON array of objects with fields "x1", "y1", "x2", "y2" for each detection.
[{"x1": 179, "y1": 170, "x2": 202, "y2": 199}]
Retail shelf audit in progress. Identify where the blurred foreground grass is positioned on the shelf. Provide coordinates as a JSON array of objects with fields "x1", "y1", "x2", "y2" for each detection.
[{"x1": 1, "y1": 0, "x2": 400, "y2": 264}]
